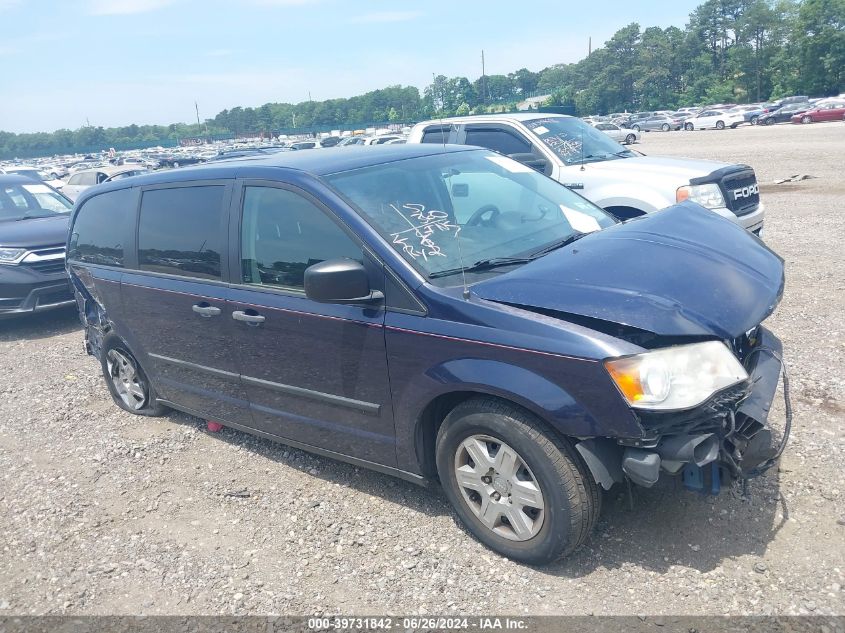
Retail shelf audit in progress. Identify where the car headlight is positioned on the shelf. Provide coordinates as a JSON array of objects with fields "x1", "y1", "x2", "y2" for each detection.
[
  {"x1": 0, "y1": 247, "x2": 27, "y2": 264},
  {"x1": 676, "y1": 183, "x2": 726, "y2": 209},
  {"x1": 604, "y1": 341, "x2": 748, "y2": 410}
]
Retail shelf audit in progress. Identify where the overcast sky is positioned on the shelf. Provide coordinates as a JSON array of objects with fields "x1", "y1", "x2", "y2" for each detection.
[{"x1": 0, "y1": 0, "x2": 702, "y2": 133}]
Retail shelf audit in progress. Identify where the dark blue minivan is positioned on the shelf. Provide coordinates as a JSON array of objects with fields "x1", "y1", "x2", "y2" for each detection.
[{"x1": 67, "y1": 145, "x2": 788, "y2": 564}]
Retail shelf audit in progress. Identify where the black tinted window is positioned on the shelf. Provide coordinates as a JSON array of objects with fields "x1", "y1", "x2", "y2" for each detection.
[
  {"x1": 138, "y1": 186, "x2": 224, "y2": 280},
  {"x1": 421, "y1": 127, "x2": 450, "y2": 144},
  {"x1": 68, "y1": 188, "x2": 132, "y2": 267},
  {"x1": 240, "y1": 186, "x2": 361, "y2": 289},
  {"x1": 464, "y1": 129, "x2": 531, "y2": 155}
]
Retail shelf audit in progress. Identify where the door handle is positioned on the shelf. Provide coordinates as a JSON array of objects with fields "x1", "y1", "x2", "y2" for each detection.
[
  {"x1": 192, "y1": 303, "x2": 221, "y2": 317},
  {"x1": 232, "y1": 310, "x2": 265, "y2": 325}
]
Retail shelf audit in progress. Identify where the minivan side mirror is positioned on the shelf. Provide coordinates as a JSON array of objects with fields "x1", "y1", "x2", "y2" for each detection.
[
  {"x1": 508, "y1": 153, "x2": 548, "y2": 172},
  {"x1": 304, "y1": 259, "x2": 384, "y2": 304}
]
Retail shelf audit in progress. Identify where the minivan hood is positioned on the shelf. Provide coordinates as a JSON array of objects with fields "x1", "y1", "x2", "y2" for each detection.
[
  {"x1": 585, "y1": 155, "x2": 735, "y2": 184},
  {"x1": 0, "y1": 214, "x2": 70, "y2": 249},
  {"x1": 473, "y1": 204, "x2": 784, "y2": 340}
]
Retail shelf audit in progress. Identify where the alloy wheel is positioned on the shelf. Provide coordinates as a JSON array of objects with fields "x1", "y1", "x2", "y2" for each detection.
[
  {"x1": 454, "y1": 434, "x2": 545, "y2": 541},
  {"x1": 106, "y1": 349, "x2": 147, "y2": 410}
]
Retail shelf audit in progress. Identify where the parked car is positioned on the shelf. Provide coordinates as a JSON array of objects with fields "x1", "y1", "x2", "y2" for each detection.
[
  {"x1": 628, "y1": 114, "x2": 683, "y2": 132},
  {"x1": 337, "y1": 136, "x2": 367, "y2": 147},
  {"x1": 738, "y1": 103, "x2": 775, "y2": 125},
  {"x1": 790, "y1": 101, "x2": 845, "y2": 123},
  {"x1": 409, "y1": 113, "x2": 764, "y2": 233},
  {"x1": 289, "y1": 140, "x2": 321, "y2": 150},
  {"x1": 0, "y1": 175, "x2": 75, "y2": 316},
  {"x1": 0, "y1": 166, "x2": 66, "y2": 190},
  {"x1": 62, "y1": 166, "x2": 149, "y2": 201},
  {"x1": 775, "y1": 95, "x2": 809, "y2": 106},
  {"x1": 683, "y1": 109, "x2": 746, "y2": 130},
  {"x1": 592, "y1": 122, "x2": 640, "y2": 144},
  {"x1": 66, "y1": 145, "x2": 788, "y2": 564},
  {"x1": 759, "y1": 103, "x2": 811, "y2": 125}
]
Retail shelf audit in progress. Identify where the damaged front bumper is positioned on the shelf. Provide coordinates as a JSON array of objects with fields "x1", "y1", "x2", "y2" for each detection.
[{"x1": 577, "y1": 326, "x2": 791, "y2": 492}]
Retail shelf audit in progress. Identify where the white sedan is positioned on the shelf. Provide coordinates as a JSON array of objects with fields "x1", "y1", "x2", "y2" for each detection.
[
  {"x1": 592, "y1": 122, "x2": 641, "y2": 144},
  {"x1": 683, "y1": 109, "x2": 746, "y2": 130}
]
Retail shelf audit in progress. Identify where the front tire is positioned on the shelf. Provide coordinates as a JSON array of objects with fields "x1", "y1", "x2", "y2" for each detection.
[
  {"x1": 101, "y1": 336, "x2": 167, "y2": 416},
  {"x1": 661, "y1": 123, "x2": 670, "y2": 132},
  {"x1": 716, "y1": 120, "x2": 725, "y2": 130},
  {"x1": 685, "y1": 122, "x2": 694, "y2": 131},
  {"x1": 625, "y1": 133, "x2": 636, "y2": 144},
  {"x1": 750, "y1": 115, "x2": 759, "y2": 125},
  {"x1": 764, "y1": 117, "x2": 775, "y2": 126},
  {"x1": 802, "y1": 115, "x2": 812, "y2": 124},
  {"x1": 435, "y1": 398, "x2": 599, "y2": 565}
]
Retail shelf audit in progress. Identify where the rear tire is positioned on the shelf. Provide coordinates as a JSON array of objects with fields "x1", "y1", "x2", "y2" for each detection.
[
  {"x1": 435, "y1": 397, "x2": 600, "y2": 565},
  {"x1": 750, "y1": 115, "x2": 759, "y2": 125},
  {"x1": 632, "y1": 124, "x2": 641, "y2": 132},
  {"x1": 625, "y1": 133, "x2": 636, "y2": 144},
  {"x1": 100, "y1": 335, "x2": 167, "y2": 417}
]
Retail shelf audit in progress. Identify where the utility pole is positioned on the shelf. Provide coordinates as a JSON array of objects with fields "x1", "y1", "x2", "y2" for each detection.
[
  {"x1": 588, "y1": 37, "x2": 591, "y2": 56},
  {"x1": 481, "y1": 49, "x2": 487, "y2": 105}
]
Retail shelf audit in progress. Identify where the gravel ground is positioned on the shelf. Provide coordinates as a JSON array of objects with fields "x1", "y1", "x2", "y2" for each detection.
[{"x1": 0, "y1": 123, "x2": 843, "y2": 617}]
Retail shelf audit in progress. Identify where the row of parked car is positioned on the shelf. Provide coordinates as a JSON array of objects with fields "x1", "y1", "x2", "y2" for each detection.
[
  {"x1": 1, "y1": 110, "x2": 790, "y2": 565},
  {"x1": 585, "y1": 94, "x2": 845, "y2": 133}
]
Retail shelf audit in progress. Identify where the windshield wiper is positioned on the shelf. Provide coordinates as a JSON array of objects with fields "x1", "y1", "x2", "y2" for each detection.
[
  {"x1": 528, "y1": 232, "x2": 588, "y2": 257},
  {"x1": 428, "y1": 257, "x2": 533, "y2": 279}
]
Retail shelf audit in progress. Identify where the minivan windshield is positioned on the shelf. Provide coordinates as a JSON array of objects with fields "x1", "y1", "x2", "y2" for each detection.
[
  {"x1": 325, "y1": 150, "x2": 616, "y2": 284},
  {"x1": 522, "y1": 117, "x2": 637, "y2": 166},
  {"x1": 0, "y1": 182, "x2": 72, "y2": 221}
]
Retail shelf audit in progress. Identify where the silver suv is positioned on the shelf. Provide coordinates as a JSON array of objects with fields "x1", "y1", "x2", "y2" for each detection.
[{"x1": 408, "y1": 114, "x2": 764, "y2": 234}]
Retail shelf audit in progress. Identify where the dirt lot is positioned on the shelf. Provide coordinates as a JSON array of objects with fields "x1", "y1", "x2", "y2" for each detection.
[{"x1": 1, "y1": 123, "x2": 843, "y2": 617}]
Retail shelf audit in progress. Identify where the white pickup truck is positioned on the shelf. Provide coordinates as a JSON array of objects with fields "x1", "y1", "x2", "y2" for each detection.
[{"x1": 407, "y1": 113, "x2": 764, "y2": 234}]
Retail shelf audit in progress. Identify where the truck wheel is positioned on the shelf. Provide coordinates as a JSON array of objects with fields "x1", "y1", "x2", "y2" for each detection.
[
  {"x1": 716, "y1": 120, "x2": 725, "y2": 130},
  {"x1": 100, "y1": 335, "x2": 167, "y2": 417},
  {"x1": 435, "y1": 397, "x2": 600, "y2": 565},
  {"x1": 625, "y1": 133, "x2": 636, "y2": 144},
  {"x1": 661, "y1": 123, "x2": 670, "y2": 132},
  {"x1": 685, "y1": 122, "x2": 694, "y2": 131}
]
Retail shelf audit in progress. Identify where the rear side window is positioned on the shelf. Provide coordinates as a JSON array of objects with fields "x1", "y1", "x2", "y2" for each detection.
[
  {"x1": 138, "y1": 186, "x2": 225, "y2": 280},
  {"x1": 420, "y1": 127, "x2": 451, "y2": 144},
  {"x1": 68, "y1": 188, "x2": 133, "y2": 267},
  {"x1": 464, "y1": 128, "x2": 532, "y2": 156}
]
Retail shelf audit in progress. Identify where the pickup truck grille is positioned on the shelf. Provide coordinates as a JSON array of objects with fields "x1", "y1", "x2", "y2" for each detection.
[{"x1": 720, "y1": 170, "x2": 760, "y2": 217}]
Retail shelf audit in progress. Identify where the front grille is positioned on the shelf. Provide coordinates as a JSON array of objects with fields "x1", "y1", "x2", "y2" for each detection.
[
  {"x1": 24, "y1": 260, "x2": 67, "y2": 274},
  {"x1": 21, "y1": 247, "x2": 66, "y2": 275},
  {"x1": 720, "y1": 170, "x2": 760, "y2": 217}
]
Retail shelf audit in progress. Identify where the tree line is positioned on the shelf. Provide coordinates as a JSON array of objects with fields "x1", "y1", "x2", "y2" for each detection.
[{"x1": 1, "y1": 0, "x2": 842, "y2": 159}]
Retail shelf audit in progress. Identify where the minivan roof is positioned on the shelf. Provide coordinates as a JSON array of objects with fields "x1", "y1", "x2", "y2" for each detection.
[{"x1": 72, "y1": 145, "x2": 481, "y2": 206}]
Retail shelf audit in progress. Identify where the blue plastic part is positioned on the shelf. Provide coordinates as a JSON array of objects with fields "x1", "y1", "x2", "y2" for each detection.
[
  {"x1": 710, "y1": 462, "x2": 721, "y2": 495},
  {"x1": 683, "y1": 462, "x2": 722, "y2": 495},
  {"x1": 683, "y1": 464, "x2": 704, "y2": 492}
]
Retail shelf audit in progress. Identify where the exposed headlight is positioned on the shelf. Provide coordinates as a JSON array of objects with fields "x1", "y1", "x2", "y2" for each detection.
[
  {"x1": 604, "y1": 341, "x2": 748, "y2": 410},
  {"x1": 676, "y1": 183, "x2": 726, "y2": 209},
  {"x1": 0, "y1": 247, "x2": 27, "y2": 264}
]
